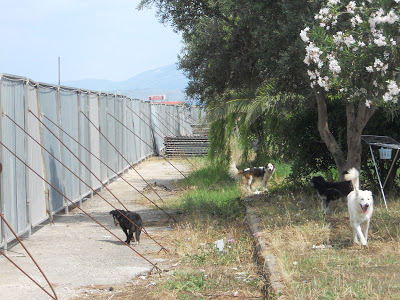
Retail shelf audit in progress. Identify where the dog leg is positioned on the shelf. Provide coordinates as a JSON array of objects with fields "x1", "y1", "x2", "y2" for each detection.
[
  {"x1": 363, "y1": 220, "x2": 370, "y2": 243},
  {"x1": 354, "y1": 224, "x2": 367, "y2": 246},
  {"x1": 321, "y1": 196, "x2": 327, "y2": 214},
  {"x1": 351, "y1": 223, "x2": 359, "y2": 244},
  {"x1": 126, "y1": 229, "x2": 134, "y2": 245},
  {"x1": 248, "y1": 176, "x2": 254, "y2": 192},
  {"x1": 260, "y1": 174, "x2": 267, "y2": 191},
  {"x1": 122, "y1": 228, "x2": 129, "y2": 243},
  {"x1": 122, "y1": 228, "x2": 132, "y2": 244}
]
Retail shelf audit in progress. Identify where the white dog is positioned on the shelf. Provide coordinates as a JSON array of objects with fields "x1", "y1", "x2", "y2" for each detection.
[{"x1": 344, "y1": 168, "x2": 373, "y2": 246}]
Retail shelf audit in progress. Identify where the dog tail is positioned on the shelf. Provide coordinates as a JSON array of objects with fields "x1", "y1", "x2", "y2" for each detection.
[
  {"x1": 344, "y1": 168, "x2": 360, "y2": 193},
  {"x1": 228, "y1": 160, "x2": 241, "y2": 179}
]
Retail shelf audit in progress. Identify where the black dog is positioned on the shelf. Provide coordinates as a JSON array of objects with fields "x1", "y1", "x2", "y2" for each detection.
[
  {"x1": 311, "y1": 176, "x2": 353, "y2": 213},
  {"x1": 110, "y1": 210, "x2": 143, "y2": 245}
]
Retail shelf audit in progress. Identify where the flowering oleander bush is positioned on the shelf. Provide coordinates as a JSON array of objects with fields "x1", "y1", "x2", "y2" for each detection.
[{"x1": 301, "y1": 0, "x2": 399, "y2": 107}]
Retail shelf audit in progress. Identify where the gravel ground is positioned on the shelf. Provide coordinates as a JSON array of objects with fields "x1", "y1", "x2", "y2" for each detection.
[{"x1": 0, "y1": 157, "x2": 190, "y2": 300}]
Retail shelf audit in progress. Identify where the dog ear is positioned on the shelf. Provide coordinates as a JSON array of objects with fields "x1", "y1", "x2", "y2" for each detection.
[{"x1": 109, "y1": 210, "x2": 114, "y2": 215}]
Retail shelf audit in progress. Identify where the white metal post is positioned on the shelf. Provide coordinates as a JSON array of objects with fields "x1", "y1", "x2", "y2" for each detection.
[{"x1": 369, "y1": 144, "x2": 389, "y2": 211}]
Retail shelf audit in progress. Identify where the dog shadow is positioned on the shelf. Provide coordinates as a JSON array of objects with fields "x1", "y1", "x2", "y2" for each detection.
[
  {"x1": 98, "y1": 239, "x2": 140, "y2": 247},
  {"x1": 98, "y1": 239, "x2": 123, "y2": 245}
]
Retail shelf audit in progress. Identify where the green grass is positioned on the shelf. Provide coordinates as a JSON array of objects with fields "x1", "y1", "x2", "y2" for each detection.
[
  {"x1": 180, "y1": 188, "x2": 242, "y2": 219},
  {"x1": 166, "y1": 271, "x2": 210, "y2": 294},
  {"x1": 184, "y1": 159, "x2": 233, "y2": 189},
  {"x1": 175, "y1": 158, "x2": 243, "y2": 219},
  {"x1": 272, "y1": 161, "x2": 292, "y2": 179}
]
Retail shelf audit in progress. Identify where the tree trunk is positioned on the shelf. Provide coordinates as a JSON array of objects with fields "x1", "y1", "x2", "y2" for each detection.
[
  {"x1": 346, "y1": 100, "x2": 378, "y2": 170},
  {"x1": 315, "y1": 92, "x2": 378, "y2": 178},
  {"x1": 315, "y1": 92, "x2": 347, "y2": 177}
]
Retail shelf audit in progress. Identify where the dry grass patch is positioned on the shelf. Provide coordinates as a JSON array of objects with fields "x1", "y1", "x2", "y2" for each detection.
[
  {"x1": 254, "y1": 189, "x2": 400, "y2": 299},
  {"x1": 71, "y1": 213, "x2": 264, "y2": 300},
  {"x1": 147, "y1": 216, "x2": 265, "y2": 299}
]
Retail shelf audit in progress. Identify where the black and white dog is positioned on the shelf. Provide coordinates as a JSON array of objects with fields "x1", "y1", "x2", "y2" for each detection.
[
  {"x1": 344, "y1": 168, "x2": 373, "y2": 246},
  {"x1": 110, "y1": 210, "x2": 143, "y2": 245},
  {"x1": 229, "y1": 161, "x2": 275, "y2": 192},
  {"x1": 311, "y1": 175, "x2": 353, "y2": 213}
]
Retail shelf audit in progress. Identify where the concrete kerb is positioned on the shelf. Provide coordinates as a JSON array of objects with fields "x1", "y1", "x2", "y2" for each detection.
[{"x1": 246, "y1": 206, "x2": 286, "y2": 299}]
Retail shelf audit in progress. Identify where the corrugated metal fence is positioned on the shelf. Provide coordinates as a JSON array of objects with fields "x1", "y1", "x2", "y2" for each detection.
[{"x1": 0, "y1": 74, "x2": 205, "y2": 250}]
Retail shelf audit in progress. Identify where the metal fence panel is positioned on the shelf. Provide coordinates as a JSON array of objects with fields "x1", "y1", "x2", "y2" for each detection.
[
  {"x1": 106, "y1": 95, "x2": 117, "y2": 174},
  {"x1": 60, "y1": 89, "x2": 81, "y2": 204},
  {"x1": 1, "y1": 78, "x2": 28, "y2": 243},
  {"x1": 168, "y1": 105, "x2": 177, "y2": 136},
  {"x1": 115, "y1": 96, "x2": 124, "y2": 171},
  {"x1": 89, "y1": 93, "x2": 101, "y2": 190},
  {"x1": 138, "y1": 102, "x2": 145, "y2": 160},
  {"x1": 26, "y1": 83, "x2": 47, "y2": 227},
  {"x1": 142, "y1": 102, "x2": 153, "y2": 158},
  {"x1": 39, "y1": 86, "x2": 64, "y2": 213},
  {"x1": 99, "y1": 94, "x2": 108, "y2": 182},
  {"x1": 0, "y1": 74, "x2": 206, "y2": 249},
  {"x1": 130, "y1": 99, "x2": 141, "y2": 163},
  {"x1": 122, "y1": 97, "x2": 133, "y2": 165},
  {"x1": 79, "y1": 93, "x2": 91, "y2": 196},
  {"x1": 150, "y1": 105, "x2": 163, "y2": 154},
  {"x1": 13, "y1": 80, "x2": 28, "y2": 234},
  {"x1": 166, "y1": 105, "x2": 175, "y2": 136},
  {"x1": 124, "y1": 99, "x2": 134, "y2": 163},
  {"x1": 181, "y1": 106, "x2": 193, "y2": 136}
]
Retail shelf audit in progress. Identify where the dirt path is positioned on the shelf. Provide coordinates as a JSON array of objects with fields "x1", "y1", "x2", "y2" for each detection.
[{"x1": 0, "y1": 157, "x2": 190, "y2": 300}]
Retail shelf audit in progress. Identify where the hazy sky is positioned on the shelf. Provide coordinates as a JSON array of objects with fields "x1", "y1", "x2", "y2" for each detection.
[{"x1": 0, "y1": 0, "x2": 183, "y2": 83}]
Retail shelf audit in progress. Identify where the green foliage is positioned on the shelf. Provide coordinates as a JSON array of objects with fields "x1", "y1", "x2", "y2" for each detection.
[
  {"x1": 206, "y1": 81, "x2": 301, "y2": 165},
  {"x1": 303, "y1": 0, "x2": 400, "y2": 107},
  {"x1": 278, "y1": 98, "x2": 346, "y2": 183},
  {"x1": 139, "y1": 0, "x2": 324, "y2": 105},
  {"x1": 272, "y1": 161, "x2": 292, "y2": 180},
  {"x1": 167, "y1": 271, "x2": 210, "y2": 294},
  {"x1": 141, "y1": 0, "x2": 400, "y2": 193},
  {"x1": 269, "y1": 95, "x2": 400, "y2": 192},
  {"x1": 207, "y1": 115, "x2": 233, "y2": 163}
]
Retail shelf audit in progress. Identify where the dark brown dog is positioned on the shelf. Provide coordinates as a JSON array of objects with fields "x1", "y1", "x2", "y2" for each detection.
[{"x1": 110, "y1": 210, "x2": 143, "y2": 245}]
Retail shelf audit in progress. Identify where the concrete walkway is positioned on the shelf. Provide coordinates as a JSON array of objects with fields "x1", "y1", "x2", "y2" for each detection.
[{"x1": 0, "y1": 157, "x2": 190, "y2": 300}]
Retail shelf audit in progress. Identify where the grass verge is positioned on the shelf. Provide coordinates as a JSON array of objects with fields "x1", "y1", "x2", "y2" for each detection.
[
  {"x1": 256, "y1": 173, "x2": 400, "y2": 299},
  {"x1": 151, "y1": 158, "x2": 264, "y2": 299}
]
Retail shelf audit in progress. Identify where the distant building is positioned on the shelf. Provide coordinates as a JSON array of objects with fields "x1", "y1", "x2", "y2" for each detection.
[{"x1": 149, "y1": 95, "x2": 184, "y2": 105}]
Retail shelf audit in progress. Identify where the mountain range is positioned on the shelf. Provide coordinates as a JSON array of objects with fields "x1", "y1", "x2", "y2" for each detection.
[{"x1": 62, "y1": 64, "x2": 189, "y2": 102}]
